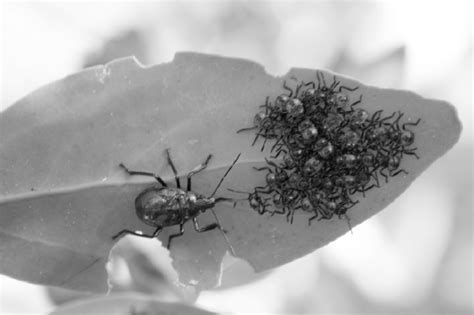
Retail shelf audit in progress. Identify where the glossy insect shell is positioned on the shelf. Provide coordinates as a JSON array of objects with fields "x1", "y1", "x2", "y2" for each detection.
[{"x1": 134, "y1": 186, "x2": 214, "y2": 227}]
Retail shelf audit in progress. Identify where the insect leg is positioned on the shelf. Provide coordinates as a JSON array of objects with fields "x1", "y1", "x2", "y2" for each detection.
[
  {"x1": 350, "y1": 94, "x2": 363, "y2": 110},
  {"x1": 339, "y1": 85, "x2": 359, "y2": 92},
  {"x1": 112, "y1": 227, "x2": 161, "y2": 240},
  {"x1": 165, "y1": 149, "x2": 181, "y2": 188},
  {"x1": 308, "y1": 213, "x2": 318, "y2": 226},
  {"x1": 194, "y1": 215, "x2": 237, "y2": 256},
  {"x1": 187, "y1": 154, "x2": 213, "y2": 191},
  {"x1": 283, "y1": 80, "x2": 293, "y2": 97},
  {"x1": 193, "y1": 217, "x2": 219, "y2": 233},
  {"x1": 402, "y1": 118, "x2": 421, "y2": 130},
  {"x1": 119, "y1": 163, "x2": 167, "y2": 187},
  {"x1": 379, "y1": 169, "x2": 389, "y2": 183},
  {"x1": 390, "y1": 169, "x2": 408, "y2": 177},
  {"x1": 330, "y1": 75, "x2": 340, "y2": 90},
  {"x1": 403, "y1": 150, "x2": 420, "y2": 159},
  {"x1": 237, "y1": 126, "x2": 258, "y2": 133},
  {"x1": 167, "y1": 224, "x2": 185, "y2": 249}
]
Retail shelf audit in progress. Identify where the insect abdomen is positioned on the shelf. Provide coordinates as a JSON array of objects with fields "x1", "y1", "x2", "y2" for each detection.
[{"x1": 134, "y1": 187, "x2": 185, "y2": 227}]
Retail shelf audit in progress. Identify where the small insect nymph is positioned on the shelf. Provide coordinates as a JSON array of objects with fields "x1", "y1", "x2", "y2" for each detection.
[{"x1": 112, "y1": 149, "x2": 241, "y2": 255}]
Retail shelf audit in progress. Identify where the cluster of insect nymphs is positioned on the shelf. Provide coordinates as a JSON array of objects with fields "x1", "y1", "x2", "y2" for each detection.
[{"x1": 234, "y1": 72, "x2": 421, "y2": 227}]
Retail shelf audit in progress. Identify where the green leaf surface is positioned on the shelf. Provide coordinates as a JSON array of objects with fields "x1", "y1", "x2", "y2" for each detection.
[{"x1": 0, "y1": 52, "x2": 461, "y2": 293}]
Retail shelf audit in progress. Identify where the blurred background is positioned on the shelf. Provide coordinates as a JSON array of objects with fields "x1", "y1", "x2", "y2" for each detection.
[{"x1": 1, "y1": 0, "x2": 472, "y2": 314}]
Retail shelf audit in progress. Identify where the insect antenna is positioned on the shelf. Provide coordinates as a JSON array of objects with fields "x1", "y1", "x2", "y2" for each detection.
[
  {"x1": 208, "y1": 153, "x2": 242, "y2": 257},
  {"x1": 210, "y1": 153, "x2": 242, "y2": 198}
]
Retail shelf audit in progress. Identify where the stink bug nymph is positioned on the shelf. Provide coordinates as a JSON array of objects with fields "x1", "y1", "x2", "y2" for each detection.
[{"x1": 112, "y1": 149, "x2": 241, "y2": 255}]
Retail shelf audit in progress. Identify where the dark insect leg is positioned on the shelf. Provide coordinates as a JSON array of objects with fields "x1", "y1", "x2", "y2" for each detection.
[
  {"x1": 270, "y1": 138, "x2": 284, "y2": 153},
  {"x1": 283, "y1": 80, "x2": 293, "y2": 97},
  {"x1": 380, "y1": 111, "x2": 396, "y2": 124},
  {"x1": 253, "y1": 166, "x2": 273, "y2": 172},
  {"x1": 167, "y1": 224, "x2": 185, "y2": 249},
  {"x1": 165, "y1": 149, "x2": 181, "y2": 188},
  {"x1": 319, "y1": 71, "x2": 327, "y2": 87},
  {"x1": 265, "y1": 158, "x2": 281, "y2": 168},
  {"x1": 370, "y1": 110, "x2": 383, "y2": 123},
  {"x1": 303, "y1": 80, "x2": 316, "y2": 89},
  {"x1": 392, "y1": 111, "x2": 404, "y2": 126},
  {"x1": 270, "y1": 149, "x2": 286, "y2": 159},
  {"x1": 119, "y1": 163, "x2": 167, "y2": 187},
  {"x1": 330, "y1": 75, "x2": 340, "y2": 90},
  {"x1": 112, "y1": 227, "x2": 162, "y2": 240},
  {"x1": 271, "y1": 207, "x2": 286, "y2": 215},
  {"x1": 294, "y1": 82, "x2": 304, "y2": 97},
  {"x1": 380, "y1": 169, "x2": 389, "y2": 183},
  {"x1": 390, "y1": 169, "x2": 408, "y2": 177},
  {"x1": 360, "y1": 184, "x2": 376, "y2": 197},
  {"x1": 237, "y1": 126, "x2": 258, "y2": 133},
  {"x1": 251, "y1": 133, "x2": 261, "y2": 146},
  {"x1": 308, "y1": 213, "x2": 318, "y2": 226},
  {"x1": 350, "y1": 95, "x2": 363, "y2": 110},
  {"x1": 254, "y1": 187, "x2": 273, "y2": 194},
  {"x1": 187, "y1": 154, "x2": 213, "y2": 191},
  {"x1": 193, "y1": 217, "x2": 220, "y2": 233},
  {"x1": 316, "y1": 71, "x2": 322, "y2": 89},
  {"x1": 261, "y1": 96, "x2": 270, "y2": 113},
  {"x1": 289, "y1": 208, "x2": 296, "y2": 224},
  {"x1": 343, "y1": 214, "x2": 353, "y2": 234},
  {"x1": 339, "y1": 85, "x2": 359, "y2": 92},
  {"x1": 404, "y1": 150, "x2": 420, "y2": 159},
  {"x1": 402, "y1": 118, "x2": 421, "y2": 130},
  {"x1": 261, "y1": 137, "x2": 268, "y2": 152}
]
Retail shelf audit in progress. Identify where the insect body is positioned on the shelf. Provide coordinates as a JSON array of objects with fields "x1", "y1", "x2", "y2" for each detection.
[
  {"x1": 112, "y1": 149, "x2": 241, "y2": 255},
  {"x1": 235, "y1": 71, "x2": 421, "y2": 228}
]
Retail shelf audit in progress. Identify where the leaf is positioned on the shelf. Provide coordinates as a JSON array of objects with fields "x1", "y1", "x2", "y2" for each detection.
[
  {"x1": 0, "y1": 52, "x2": 461, "y2": 293},
  {"x1": 49, "y1": 292, "x2": 215, "y2": 315}
]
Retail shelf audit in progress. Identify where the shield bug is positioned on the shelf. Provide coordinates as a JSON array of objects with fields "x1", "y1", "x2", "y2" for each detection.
[{"x1": 112, "y1": 149, "x2": 241, "y2": 255}]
